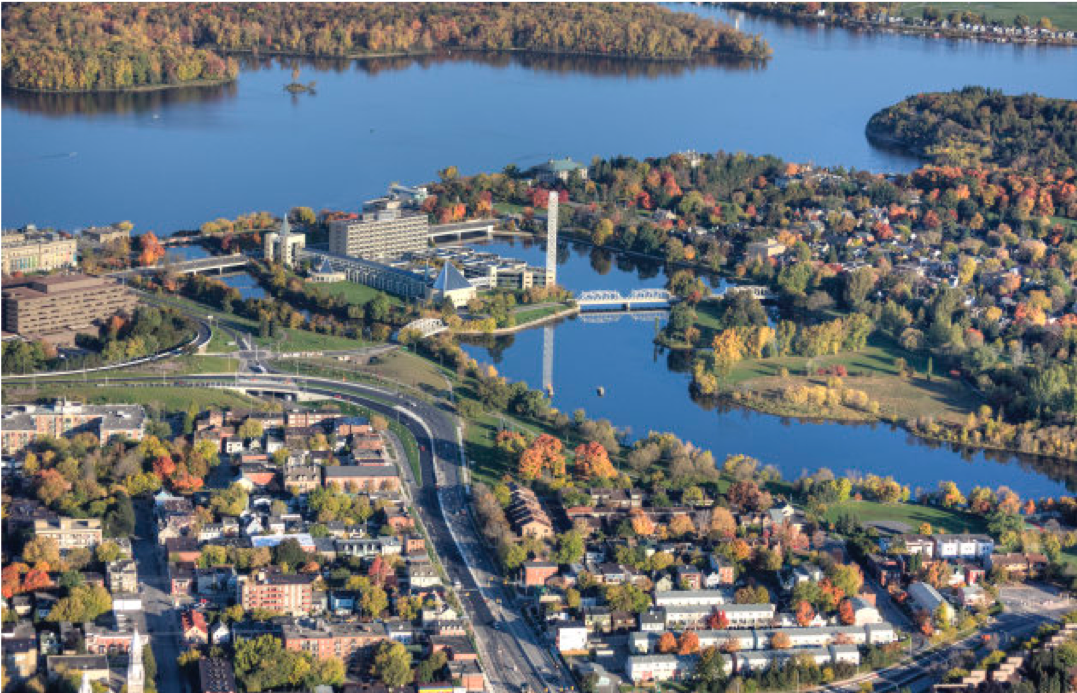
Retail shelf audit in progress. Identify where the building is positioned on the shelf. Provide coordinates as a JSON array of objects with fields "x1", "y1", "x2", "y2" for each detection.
[
  {"x1": 284, "y1": 465, "x2": 322, "y2": 495},
  {"x1": 126, "y1": 629, "x2": 145, "y2": 693},
  {"x1": 625, "y1": 655, "x2": 696, "y2": 684},
  {"x1": 107, "y1": 560, "x2": 139, "y2": 594},
  {"x1": 523, "y1": 561, "x2": 559, "y2": 588},
  {"x1": 198, "y1": 659, "x2": 237, "y2": 693},
  {"x1": 2, "y1": 621, "x2": 39, "y2": 681},
  {"x1": 506, "y1": 485, "x2": 553, "y2": 540},
  {"x1": 323, "y1": 464, "x2": 400, "y2": 493},
  {"x1": 301, "y1": 250, "x2": 429, "y2": 300},
  {"x1": 328, "y1": 204, "x2": 428, "y2": 260},
  {"x1": 282, "y1": 620, "x2": 385, "y2": 668},
  {"x1": 1, "y1": 228, "x2": 78, "y2": 274},
  {"x1": 181, "y1": 610, "x2": 210, "y2": 645},
  {"x1": 427, "y1": 261, "x2": 476, "y2": 308},
  {"x1": 745, "y1": 239, "x2": 787, "y2": 262},
  {"x1": 1, "y1": 274, "x2": 137, "y2": 345},
  {"x1": 2, "y1": 402, "x2": 145, "y2": 454},
  {"x1": 237, "y1": 569, "x2": 315, "y2": 614},
  {"x1": 535, "y1": 158, "x2": 588, "y2": 184},
  {"x1": 306, "y1": 258, "x2": 346, "y2": 283},
  {"x1": 263, "y1": 216, "x2": 306, "y2": 268},
  {"x1": 908, "y1": 582, "x2": 950, "y2": 622},
  {"x1": 654, "y1": 590, "x2": 729, "y2": 609},
  {"x1": 78, "y1": 225, "x2": 130, "y2": 250},
  {"x1": 48, "y1": 656, "x2": 110, "y2": 685},
  {"x1": 555, "y1": 622, "x2": 588, "y2": 654},
  {"x1": 34, "y1": 517, "x2": 102, "y2": 551}
]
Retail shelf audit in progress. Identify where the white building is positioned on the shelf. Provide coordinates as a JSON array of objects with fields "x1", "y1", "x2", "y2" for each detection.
[
  {"x1": 654, "y1": 589, "x2": 731, "y2": 608},
  {"x1": 556, "y1": 622, "x2": 588, "y2": 654},
  {"x1": 625, "y1": 655, "x2": 697, "y2": 684}
]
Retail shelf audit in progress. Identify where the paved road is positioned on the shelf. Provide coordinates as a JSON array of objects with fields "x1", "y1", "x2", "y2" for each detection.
[
  {"x1": 51, "y1": 372, "x2": 572, "y2": 693},
  {"x1": 131, "y1": 500, "x2": 185, "y2": 693}
]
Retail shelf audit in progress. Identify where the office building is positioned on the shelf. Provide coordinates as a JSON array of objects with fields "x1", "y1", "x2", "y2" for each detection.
[
  {"x1": 1, "y1": 228, "x2": 78, "y2": 274},
  {"x1": 1, "y1": 274, "x2": 137, "y2": 344},
  {"x1": 328, "y1": 201, "x2": 428, "y2": 260}
]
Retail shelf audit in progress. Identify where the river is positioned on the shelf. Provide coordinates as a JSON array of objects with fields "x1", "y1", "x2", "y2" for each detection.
[
  {"x1": 459, "y1": 238, "x2": 1074, "y2": 498},
  {"x1": 3, "y1": 8, "x2": 1075, "y2": 231},
  {"x1": 2, "y1": 10, "x2": 1074, "y2": 496}
]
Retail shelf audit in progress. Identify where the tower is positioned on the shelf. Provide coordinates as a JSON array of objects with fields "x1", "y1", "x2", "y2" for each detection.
[
  {"x1": 78, "y1": 673, "x2": 93, "y2": 693},
  {"x1": 545, "y1": 190, "x2": 558, "y2": 286},
  {"x1": 542, "y1": 324, "x2": 554, "y2": 396},
  {"x1": 127, "y1": 628, "x2": 145, "y2": 693}
]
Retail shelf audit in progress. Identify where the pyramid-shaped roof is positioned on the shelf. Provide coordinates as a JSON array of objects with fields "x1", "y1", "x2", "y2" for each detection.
[
  {"x1": 431, "y1": 262, "x2": 472, "y2": 292},
  {"x1": 315, "y1": 258, "x2": 334, "y2": 275}
]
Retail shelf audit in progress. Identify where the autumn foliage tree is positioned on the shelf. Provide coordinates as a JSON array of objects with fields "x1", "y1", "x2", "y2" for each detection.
[
  {"x1": 707, "y1": 610, "x2": 729, "y2": 630},
  {"x1": 574, "y1": 441, "x2": 616, "y2": 480},
  {"x1": 678, "y1": 631, "x2": 701, "y2": 655},
  {"x1": 656, "y1": 632, "x2": 677, "y2": 654},
  {"x1": 518, "y1": 434, "x2": 565, "y2": 480},
  {"x1": 838, "y1": 598, "x2": 857, "y2": 625},
  {"x1": 795, "y1": 600, "x2": 815, "y2": 627}
]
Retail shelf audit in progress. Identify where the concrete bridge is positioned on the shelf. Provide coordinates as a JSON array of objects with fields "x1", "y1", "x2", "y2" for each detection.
[
  {"x1": 167, "y1": 253, "x2": 251, "y2": 275},
  {"x1": 428, "y1": 220, "x2": 496, "y2": 243},
  {"x1": 576, "y1": 288, "x2": 673, "y2": 310}
]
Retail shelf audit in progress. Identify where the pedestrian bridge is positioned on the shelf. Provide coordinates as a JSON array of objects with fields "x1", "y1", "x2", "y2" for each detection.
[
  {"x1": 399, "y1": 318, "x2": 449, "y2": 339},
  {"x1": 166, "y1": 254, "x2": 250, "y2": 275},
  {"x1": 720, "y1": 284, "x2": 774, "y2": 301},
  {"x1": 576, "y1": 288, "x2": 673, "y2": 310}
]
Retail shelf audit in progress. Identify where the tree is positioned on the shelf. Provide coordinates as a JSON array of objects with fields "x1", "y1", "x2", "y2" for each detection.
[
  {"x1": 708, "y1": 610, "x2": 730, "y2": 630},
  {"x1": 709, "y1": 507, "x2": 737, "y2": 538},
  {"x1": 237, "y1": 419, "x2": 264, "y2": 440},
  {"x1": 711, "y1": 328, "x2": 744, "y2": 373},
  {"x1": 678, "y1": 631, "x2": 701, "y2": 655},
  {"x1": 372, "y1": 641, "x2": 412, "y2": 688},
  {"x1": 844, "y1": 267, "x2": 876, "y2": 310},
  {"x1": 554, "y1": 531, "x2": 585, "y2": 565},
  {"x1": 416, "y1": 651, "x2": 448, "y2": 684},
  {"x1": 795, "y1": 600, "x2": 815, "y2": 627},
  {"x1": 23, "y1": 537, "x2": 60, "y2": 569},
  {"x1": 47, "y1": 584, "x2": 112, "y2": 622},
  {"x1": 574, "y1": 441, "x2": 616, "y2": 479},
  {"x1": 838, "y1": 598, "x2": 857, "y2": 625},
  {"x1": 771, "y1": 632, "x2": 792, "y2": 649},
  {"x1": 656, "y1": 632, "x2": 677, "y2": 654},
  {"x1": 360, "y1": 585, "x2": 388, "y2": 619}
]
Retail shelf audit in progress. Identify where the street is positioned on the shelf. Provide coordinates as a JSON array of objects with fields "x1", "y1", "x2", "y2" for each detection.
[{"x1": 131, "y1": 500, "x2": 184, "y2": 693}]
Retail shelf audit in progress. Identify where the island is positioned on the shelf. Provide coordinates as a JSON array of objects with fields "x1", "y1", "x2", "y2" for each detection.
[
  {"x1": 1, "y1": 3, "x2": 770, "y2": 93},
  {"x1": 867, "y1": 86, "x2": 1077, "y2": 168}
]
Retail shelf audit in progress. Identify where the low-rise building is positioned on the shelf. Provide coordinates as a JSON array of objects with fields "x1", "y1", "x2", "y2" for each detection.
[
  {"x1": 1, "y1": 274, "x2": 137, "y2": 345},
  {"x1": 107, "y1": 560, "x2": 139, "y2": 594},
  {"x1": 555, "y1": 622, "x2": 589, "y2": 654},
  {"x1": 34, "y1": 517, "x2": 102, "y2": 551},
  {"x1": 237, "y1": 569, "x2": 316, "y2": 615},
  {"x1": 323, "y1": 464, "x2": 400, "y2": 493},
  {"x1": 2, "y1": 402, "x2": 145, "y2": 454},
  {"x1": 1, "y1": 228, "x2": 78, "y2": 274}
]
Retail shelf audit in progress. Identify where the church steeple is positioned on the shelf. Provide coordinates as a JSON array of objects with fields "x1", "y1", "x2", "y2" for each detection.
[
  {"x1": 280, "y1": 213, "x2": 292, "y2": 237},
  {"x1": 78, "y1": 673, "x2": 94, "y2": 693},
  {"x1": 127, "y1": 628, "x2": 145, "y2": 693}
]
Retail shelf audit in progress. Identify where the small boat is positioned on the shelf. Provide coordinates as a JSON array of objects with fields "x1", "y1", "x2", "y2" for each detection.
[{"x1": 596, "y1": 386, "x2": 605, "y2": 397}]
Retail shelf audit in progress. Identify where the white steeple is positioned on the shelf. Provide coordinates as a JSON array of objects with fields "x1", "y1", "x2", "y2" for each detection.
[
  {"x1": 78, "y1": 673, "x2": 94, "y2": 693},
  {"x1": 127, "y1": 628, "x2": 145, "y2": 693}
]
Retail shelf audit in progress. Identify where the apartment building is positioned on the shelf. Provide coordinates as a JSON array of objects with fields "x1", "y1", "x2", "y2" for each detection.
[
  {"x1": 237, "y1": 569, "x2": 315, "y2": 614},
  {"x1": 1, "y1": 402, "x2": 145, "y2": 454},
  {"x1": 328, "y1": 204, "x2": 428, "y2": 260},
  {"x1": 78, "y1": 226, "x2": 130, "y2": 250},
  {"x1": 34, "y1": 517, "x2": 102, "y2": 551},
  {"x1": 282, "y1": 620, "x2": 385, "y2": 668},
  {"x1": 1, "y1": 273, "x2": 137, "y2": 344},
  {"x1": 323, "y1": 464, "x2": 400, "y2": 493},
  {"x1": 1, "y1": 228, "x2": 78, "y2": 274}
]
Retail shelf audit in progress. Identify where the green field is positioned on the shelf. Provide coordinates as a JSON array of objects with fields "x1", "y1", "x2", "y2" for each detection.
[
  {"x1": 206, "y1": 327, "x2": 240, "y2": 353},
  {"x1": 313, "y1": 281, "x2": 405, "y2": 308},
  {"x1": 2, "y1": 384, "x2": 258, "y2": 413},
  {"x1": 513, "y1": 304, "x2": 569, "y2": 326},
  {"x1": 825, "y1": 500, "x2": 988, "y2": 535},
  {"x1": 895, "y1": 3, "x2": 1077, "y2": 31}
]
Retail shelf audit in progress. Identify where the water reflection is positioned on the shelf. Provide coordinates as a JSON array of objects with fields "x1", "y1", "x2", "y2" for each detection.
[{"x1": 2, "y1": 81, "x2": 238, "y2": 117}]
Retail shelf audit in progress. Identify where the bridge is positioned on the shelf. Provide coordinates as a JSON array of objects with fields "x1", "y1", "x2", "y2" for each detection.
[
  {"x1": 428, "y1": 220, "x2": 496, "y2": 243},
  {"x1": 576, "y1": 288, "x2": 673, "y2": 310},
  {"x1": 399, "y1": 317, "x2": 449, "y2": 339},
  {"x1": 167, "y1": 253, "x2": 251, "y2": 275}
]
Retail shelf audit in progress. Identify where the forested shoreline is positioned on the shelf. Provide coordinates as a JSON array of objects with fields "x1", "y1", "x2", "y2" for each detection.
[
  {"x1": 1, "y1": 3, "x2": 770, "y2": 93},
  {"x1": 866, "y1": 87, "x2": 1077, "y2": 169}
]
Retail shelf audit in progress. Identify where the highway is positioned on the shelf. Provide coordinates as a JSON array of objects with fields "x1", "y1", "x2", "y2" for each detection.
[{"x1": 30, "y1": 371, "x2": 573, "y2": 693}]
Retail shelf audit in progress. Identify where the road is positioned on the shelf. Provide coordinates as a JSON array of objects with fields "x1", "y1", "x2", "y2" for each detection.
[
  {"x1": 38, "y1": 371, "x2": 572, "y2": 693},
  {"x1": 130, "y1": 499, "x2": 185, "y2": 693}
]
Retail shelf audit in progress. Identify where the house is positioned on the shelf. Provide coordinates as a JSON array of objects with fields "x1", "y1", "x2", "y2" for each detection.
[
  {"x1": 284, "y1": 465, "x2": 321, "y2": 495},
  {"x1": 210, "y1": 622, "x2": 231, "y2": 645},
  {"x1": 107, "y1": 560, "x2": 139, "y2": 594},
  {"x1": 989, "y1": 553, "x2": 1049, "y2": 579},
  {"x1": 676, "y1": 565, "x2": 703, "y2": 590},
  {"x1": 506, "y1": 485, "x2": 553, "y2": 540},
  {"x1": 555, "y1": 622, "x2": 588, "y2": 654},
  {"x1": 165, "y1": 538, "x2": 202, "y2": 563},
  {"x1": 323, "y1": 464, "x2": 400, "y2": 493},
  {"x1": 625, "y1": 655, "x2": 696, "y2": 684},
  {"x1": 932, "y1": 534, "x2": 994, "y2": 562},
  {"x1": 745, "y1": 239, "x2": 786, "y2": 262},
  {"x1": 848, "y1": 596, "x2": 882, "y2": 625},
  {"x1": 3, "y1": 621, "x2": 39, "y2": 680},
  {"x1": 522, "y1": 562, "x2": 559, "y2": 588},
  {"x1": 47, "y1": 655, "x2": 109, "y2": 684},
  {"x1": 535, "y1": 158, "x2": 588, "y2": 184},
  {"x1": 957, "y1": 584, "x2": 988, "y2": 608},
  {"x1": 181, "y1": 610, "x2": 209, "y2": 645},
  {"x1": 407, "y1": 563, "x2": 440, "y2": 589},
  {"x1": 34, "y1": 517, "x2": 102, "y2": 551},
  {"x1": 708, "y1": 556, "x2": 735, "y2": 585}
]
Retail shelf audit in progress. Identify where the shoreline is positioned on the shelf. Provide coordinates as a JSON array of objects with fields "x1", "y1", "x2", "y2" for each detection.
[
  {"x1": 453, "y1": 305, "x2": 580, "y2": 336},
  {"x1": 724, "y1": 4, "x2": 1077, "y2": 47},
  {"x1": 2, "y1": 44, "x2": 769, "y2": 96}
]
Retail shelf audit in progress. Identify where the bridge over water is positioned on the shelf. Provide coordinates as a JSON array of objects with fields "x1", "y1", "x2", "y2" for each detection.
[{"x1": 575, "y1": 288, "x2": 673, "y2": 310}]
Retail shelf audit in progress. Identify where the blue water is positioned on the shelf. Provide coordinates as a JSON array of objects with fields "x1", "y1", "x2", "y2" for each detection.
[{"x1": 3, "y1": 8, "x2": 1075, "y2": 232}]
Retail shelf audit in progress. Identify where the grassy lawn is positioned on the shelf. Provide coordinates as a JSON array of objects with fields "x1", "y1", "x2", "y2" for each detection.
[
  {"x1": 365, "y1": 350, "x2": 454, "y2": 399},
  {"x1": 312, "y1": 281, "x2": 405, "y2": 308},
  {"x1": 513, "y1": 304, "x2": 569, "y2": 325},
  {"x1": 2, "y1": 384, "x2": 258, "y2": 413},
  {"x1": 207, "y1": 327, "x2": 240, "y2": 353},
  {"x1": 493, "y1": 202, "x2": 530, "y2": 216},
  {"x1": 717, "y1": 336, "x2": 981, "y2": 424},
  {"x1": 825, "y1": 500, "x2": 988, "y2": 535},
  {"x1": 275, "y1": 328, "x2": 370, "y2": 352},
  {"x1": 894, "y1": 3, "x2": 1077, "y2": 31}
]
